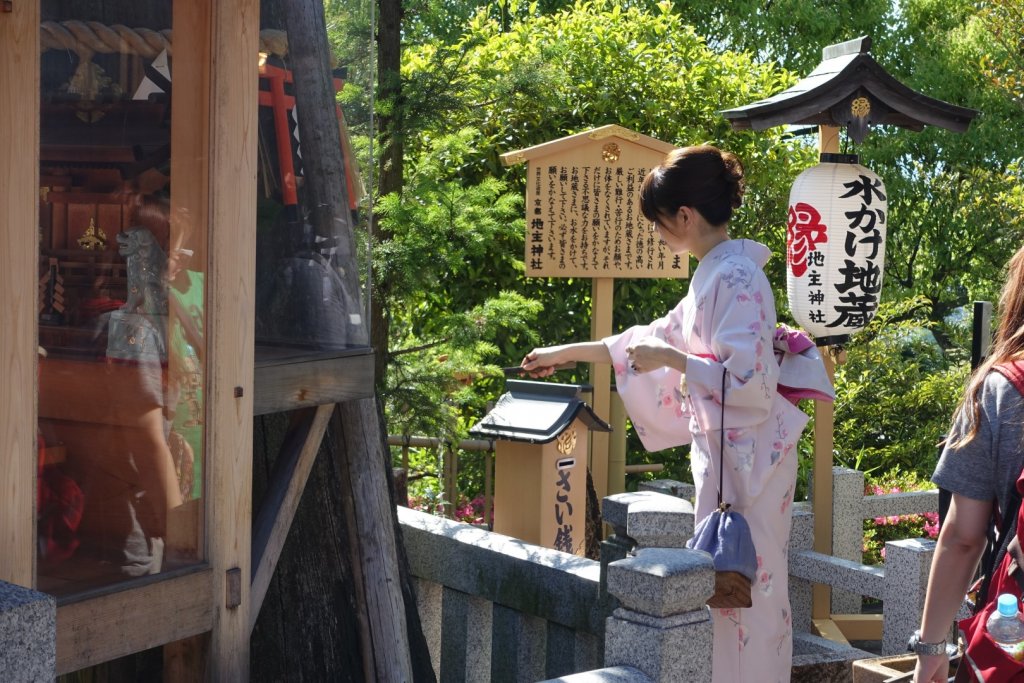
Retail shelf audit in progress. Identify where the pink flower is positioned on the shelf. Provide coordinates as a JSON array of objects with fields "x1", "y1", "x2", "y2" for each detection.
[
  {"x1": 613, "y1": 362, "x2": 626, "y2": 376},
  {"x1": 757, "y1": 555, "x2": 764, "y2": 569}
]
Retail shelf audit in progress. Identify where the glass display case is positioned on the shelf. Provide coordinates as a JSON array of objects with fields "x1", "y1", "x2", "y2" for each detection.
[
  {"x1": 37, "y1": 2, "x2": 207, "y2": 596},
  {"x1": 33, "y1": 0, "x2": 374, "y2": 598}
]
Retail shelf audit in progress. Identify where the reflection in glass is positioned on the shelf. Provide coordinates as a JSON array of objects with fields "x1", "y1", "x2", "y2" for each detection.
[
  {"x1": 254, "y1": 52, "x2": 370, "y2": 355},
  {"x1": 37, "y1": 1, "x2": 205, "y2": 595}
]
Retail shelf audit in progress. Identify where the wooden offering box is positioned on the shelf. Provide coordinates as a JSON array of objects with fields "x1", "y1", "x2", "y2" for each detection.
[{"x1": 470, "y1": 381, "x2": 610, "y2": 556}]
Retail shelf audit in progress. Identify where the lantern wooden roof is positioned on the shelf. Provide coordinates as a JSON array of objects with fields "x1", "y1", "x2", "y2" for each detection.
[
  {"x1": 469, "y1": 380, "x2": 611, "y2": 444},
  {"x1": 721, "y1": 36, "x2": 979, "y2": 142}
]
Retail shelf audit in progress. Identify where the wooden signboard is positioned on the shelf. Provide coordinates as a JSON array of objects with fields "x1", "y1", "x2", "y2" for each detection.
[{"x1": 501, "y1": 125, "x2": 685, "y2": 278}]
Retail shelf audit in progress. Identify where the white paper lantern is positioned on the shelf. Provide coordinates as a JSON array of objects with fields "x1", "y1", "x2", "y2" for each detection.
[{"x1": 786, "y1": 154, "x2": 887, "y2": 344}]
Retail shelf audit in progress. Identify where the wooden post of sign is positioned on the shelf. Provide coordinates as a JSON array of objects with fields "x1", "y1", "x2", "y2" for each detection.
[
  {"x1": 590, "y1": 277, "x2": 614, "y2": 503},
  {"x1": 812, "y1": 125, "x2": 841, "y2": 623}
]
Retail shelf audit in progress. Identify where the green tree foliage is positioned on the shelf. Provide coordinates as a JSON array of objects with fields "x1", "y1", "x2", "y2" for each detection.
[
  {"x1": 831, "y1": 0, "x2": 1024, "y2": 326},
  {"x1": 401, "y1": 0, "x2": 816, "y2": 336},
  {"x1": 667, "y1": 0, "x2": 893, "y2": 74},
  {"x1": 832, "y1": 297, "x2": 969, "y2": 477},
  {"x1": 979, "y1": 0, "x2": 1024, "y2": 107},
  {"x1": 375, "y1": 128, "x2": 542, "y2": 441}
]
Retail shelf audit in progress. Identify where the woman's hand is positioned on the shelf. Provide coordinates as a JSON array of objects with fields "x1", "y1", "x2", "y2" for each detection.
[
  {"x1": 912, "y1": 653, "x2": 949, "y2": 682},
  {"x1": 521, "y1": 346, "x2": 567, "y2": 378},
  {"x1": 626, "y1": 336, "x2": 685, "y2": 374}
]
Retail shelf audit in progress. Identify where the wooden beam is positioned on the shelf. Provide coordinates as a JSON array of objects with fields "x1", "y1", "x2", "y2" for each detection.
[
  {"x1": 831, "y1": 613, "x2": 883, "y2": 642},
  {"x1": 812, "y1": 618, "x2": 850, "y2": 646},
  {"x1": 57, "y1": 568, "x2": 214, "y2": 675},
  {"x1": 590, "y1": 277, "x2": 614, "y2": 502},
  {"x1": 249, "y1": 403, "x2": 334, "y2": 632},
  {"x1": 206, "y1": 0, "x2": 259, "y2": 677},
  {"x1": 0, "y1": 0, "x2": 39, "y2": 589},
  {"x1": 812, "y1": 126, "x2": 840, "y2": 621},
  {"x1": 253, "y1": 350, "x2": 374, "y2": 415}
]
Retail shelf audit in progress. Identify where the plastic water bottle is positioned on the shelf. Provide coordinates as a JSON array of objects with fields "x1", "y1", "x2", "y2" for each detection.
[{"x1": 987, "y1": 593, "x2": 1024, "y2": 661}]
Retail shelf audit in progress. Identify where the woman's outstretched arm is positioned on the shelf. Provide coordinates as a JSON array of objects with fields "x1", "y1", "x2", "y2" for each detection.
[{"x1": 521, "y1": 341, "x2": 611, "y2": 377}]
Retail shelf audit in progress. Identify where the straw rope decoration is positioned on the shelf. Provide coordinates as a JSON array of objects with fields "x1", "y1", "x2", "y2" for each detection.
[{"x1": 39, "y1": 21, "x2": 291, "y2": 60}]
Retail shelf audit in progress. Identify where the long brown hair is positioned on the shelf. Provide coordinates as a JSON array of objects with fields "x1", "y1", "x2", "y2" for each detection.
[{"x1": 950, "y1": 244, "x2": 1024, "y2": 447}]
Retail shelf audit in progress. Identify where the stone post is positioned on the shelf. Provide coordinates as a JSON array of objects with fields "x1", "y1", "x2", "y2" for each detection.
[
  {"x1": 0, "y1": 581, "x2": 56, "y2": 683},
  {"x1": 626, "y1": 496, "x2": 694, "y2": 550},
  {"x1": 604, "y1": 549, "x2": 715, "y2": 683},
  {"x1": 638, "y1": 479, "x2": 696, "y2": 502},
  {"x1": 600, "y1": 492, "x2": 647, "y2": 603},
  {"x1": 882, "y1": 538, "x2": 934, "y2": 655},
  {"x1": 832, "y1": 467, "x2": 865, "y2": 614},
  {"x1": 789, "y1": 504, "x2": 815, "y2": 634}
]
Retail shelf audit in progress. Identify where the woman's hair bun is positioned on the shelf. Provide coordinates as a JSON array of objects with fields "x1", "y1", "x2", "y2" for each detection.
[{"x1": 719, "y1": 150, "x2": 746, "y2": 209}]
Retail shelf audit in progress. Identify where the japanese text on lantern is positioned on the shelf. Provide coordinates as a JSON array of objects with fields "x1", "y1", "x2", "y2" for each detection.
[
  {"x1": 526, "y1": 165, "x2": 685, "y2": 278},
  {"x1": 788, "y1": 203, "x2": 829, "y2": 325},
  {"x1": 553, "y1": 467, "x2": 574, "y2": 553},
  {"x1": 829, "y1": 174, "x2": 885, "y2": 329}
]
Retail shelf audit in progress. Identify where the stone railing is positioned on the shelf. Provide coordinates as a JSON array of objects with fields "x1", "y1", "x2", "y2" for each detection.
[
  {"x1": 400, "y1": 495, "x2": 722, "y2": 682},
  {"x1": 0, "y1": 581, "x2": 56, "y2": 682},
  {"x1": 400, "y1": 506, "x2": 607, "y2": 681},
  {"x1": 643, "y1": 467, "x2": 944, "y2": 656},
  {"x1": 401, "y1": 490, "x2": 872, "y2": 682}
]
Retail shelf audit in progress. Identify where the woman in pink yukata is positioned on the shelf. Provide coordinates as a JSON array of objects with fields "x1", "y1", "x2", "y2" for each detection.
[{"x1": 521, "y1": 145, "x2": 828, "y2": 683}]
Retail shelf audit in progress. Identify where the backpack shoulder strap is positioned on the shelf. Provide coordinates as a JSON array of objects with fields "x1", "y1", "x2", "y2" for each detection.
[{"x1": 993, "y1": 361, "x2": 1024, "y2": 397}]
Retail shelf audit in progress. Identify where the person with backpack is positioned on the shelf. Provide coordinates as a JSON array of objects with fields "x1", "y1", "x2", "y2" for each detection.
[
  {"x1": 913, "y1": 245, "x2": 1024, "y2": 683},
  {"x1": 521, "y1": 145, "x2": 832, "y2": 683}
]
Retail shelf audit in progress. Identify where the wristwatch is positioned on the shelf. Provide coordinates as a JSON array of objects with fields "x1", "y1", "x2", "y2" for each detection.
[{"x1": 909, "y1": 630, "x2": 948, "y2": 656}]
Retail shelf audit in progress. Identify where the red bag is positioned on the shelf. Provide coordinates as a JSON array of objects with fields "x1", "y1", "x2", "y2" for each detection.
[{"x1": 957, "y1": 362, "x2": 1024, "y2": 682}]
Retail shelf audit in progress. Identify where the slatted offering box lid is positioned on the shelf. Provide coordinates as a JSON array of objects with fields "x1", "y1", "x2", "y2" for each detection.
[{"x1": 469, "y1": 380, "x2": 611, "y2": 444}]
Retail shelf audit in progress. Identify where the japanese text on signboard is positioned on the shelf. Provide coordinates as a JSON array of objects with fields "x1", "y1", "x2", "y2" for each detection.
[{"x1": 528, "y1": 164, "x2": 684, "y2": 278}]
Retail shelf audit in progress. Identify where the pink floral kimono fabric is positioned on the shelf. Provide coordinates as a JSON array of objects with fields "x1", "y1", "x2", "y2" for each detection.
[{"x1": 603, "y1": 239, "x2": 830, "y2": 683}]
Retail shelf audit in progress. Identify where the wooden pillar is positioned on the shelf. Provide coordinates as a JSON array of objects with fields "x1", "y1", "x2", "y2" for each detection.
[
  {"x1": 590, "y1": 277, "x2": 614, "y2": 502},
  {"x1": 608, "y1": 390, "x2": 627, "y2": 496},
  {"x1": 0, "y1": 0, "x2": 40, "y2": 589},
  {"x1": 812, "y1": 125, "x2": 840, "y2": 621},
  {"x1": 206, "y1": 0, "x2": 259, "y2": 677}
]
